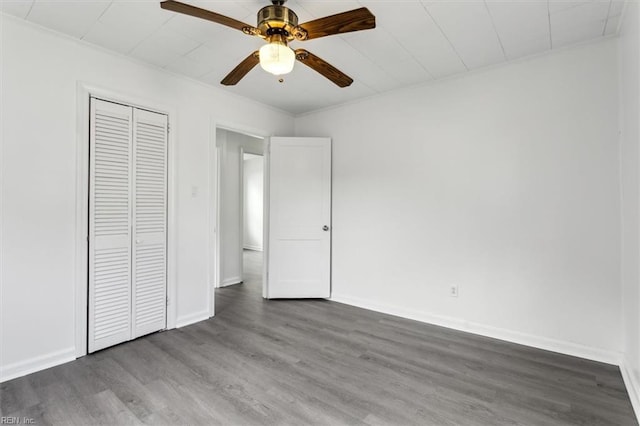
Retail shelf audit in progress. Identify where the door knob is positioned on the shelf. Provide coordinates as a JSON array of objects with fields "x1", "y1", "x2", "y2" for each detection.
[{"x1": 323, "y1": 225, "x2": 329, "y2": 231}]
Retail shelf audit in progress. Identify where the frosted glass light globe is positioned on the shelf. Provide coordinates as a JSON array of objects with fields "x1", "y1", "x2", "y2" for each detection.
[{"x1": 259, "y1": 42, "x2": 295, "y2": 76}]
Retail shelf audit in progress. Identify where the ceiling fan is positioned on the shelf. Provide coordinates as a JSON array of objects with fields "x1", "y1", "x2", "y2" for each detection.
[{"x1": 160, "y1": 0, "x2": 376, "y2": 87}]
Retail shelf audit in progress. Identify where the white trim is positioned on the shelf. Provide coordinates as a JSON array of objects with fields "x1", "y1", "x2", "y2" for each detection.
[
  {"x1": 330, "y1": 293, "x2": 622, "y2": 365},
  {"x1": 208, "y1": 122, "x2": 218, "y2": 314},
  {"x1": 216, "y1": 141, "x2": 223, "y2": 290},
  {"x1": 0, "y1": 347, "x2": 76, "y2": 383},
  {"x1": 221, "y1": 277, "x2": 243, "y2": 287},
  {"x1": 212, "y1": 136, "x2": 224, "y2": 290},
  {"x1": 262, "y1": 139, "x2": 271, "y2": 299},
  {"x1": 75, "y1": 82, "x2": 178, "y2": 359},
  {"x1": 216, "y1": 122, "x2": 269, "y2": 141},
  {"x1": 175, "y1": 310, "x2": 211, "y2": 328},
  {"x1": 166, "y1": 104, "x2": 178, "y2": 333},
  {"x1": 621, "y1": 360, "x2": 640, "y2": 421},
  {"x1": 74, "y1": 84, "x2": 90, "y2": 358},
  {"x1": 239, "y1": 147, "x2": 245, "y2": 281}
]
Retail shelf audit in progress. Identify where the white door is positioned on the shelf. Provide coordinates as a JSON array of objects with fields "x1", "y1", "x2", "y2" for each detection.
[
  {"x1": 267, "y1": 137, "x2": 331, "y2": 299},
  {"x1": 132, "y1": 109, "x2": 168, "y2": 338},
  {"x1": 89, "y1": 99, "x2": 134, "y2": 352},
  {"x1": 89, "y1": 98, "x2": 168, "y2": 353}
]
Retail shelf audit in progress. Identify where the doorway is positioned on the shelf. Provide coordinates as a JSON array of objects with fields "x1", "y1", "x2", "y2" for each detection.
[
  {"x1": 214, "y1": 128, "x2": 266, "y2": 295},
  {"x1": 211, "y1": 131, "x2": 332, "y2": 305}
]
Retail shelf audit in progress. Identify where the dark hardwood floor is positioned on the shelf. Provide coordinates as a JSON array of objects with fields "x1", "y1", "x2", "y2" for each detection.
[{"x1": 1, "y1": 249, "x2": 637, "y2": 425}]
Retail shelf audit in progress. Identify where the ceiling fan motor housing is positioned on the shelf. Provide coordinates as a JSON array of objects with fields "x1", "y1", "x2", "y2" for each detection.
[{"x1": 257, "y1": 5, "x2": 301, "y2": 40}]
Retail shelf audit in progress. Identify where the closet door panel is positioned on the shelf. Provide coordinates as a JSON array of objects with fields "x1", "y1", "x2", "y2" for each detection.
[
  {"x1": 132, "y1": 108, "x2": 168, "y2": 338},
  {"x1": 89, "y1": 99, "x2": 133, "y2": 353}
]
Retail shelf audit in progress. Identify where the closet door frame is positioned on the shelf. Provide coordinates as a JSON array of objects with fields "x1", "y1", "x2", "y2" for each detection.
[{"x1": 75, "y1": 83, "x2": 178, "y2": 358}]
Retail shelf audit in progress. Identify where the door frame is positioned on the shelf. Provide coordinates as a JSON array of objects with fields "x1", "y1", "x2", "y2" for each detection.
[
  {"x1": 211, "y1": 138, "x2": 244, "y2": 289},
  {"x1": 238, "y1": 146, "x2": 245, "y2": 279},
  {"x1": 240, "y1": 151, "x2": 265, "y2": 253},
  {"x1": 209, "y1": 123, "x2": 270, "y2": 304},
  {"x1": 75, "y1": 82, "x2": 178, "y2": 358}
]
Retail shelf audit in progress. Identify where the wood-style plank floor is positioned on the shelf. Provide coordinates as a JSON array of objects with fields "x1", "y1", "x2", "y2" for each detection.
[{"x1": 1, "y1": 250, "x2": 637, "y2": 425}]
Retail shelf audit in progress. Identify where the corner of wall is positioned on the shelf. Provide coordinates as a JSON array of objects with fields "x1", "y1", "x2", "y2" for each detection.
[
  {"x1": 620, "y1": 357, "x2": 640, "y2": 421},
  {"x1": 175, "y1": 310, "x2": 211, "y2": 329}
]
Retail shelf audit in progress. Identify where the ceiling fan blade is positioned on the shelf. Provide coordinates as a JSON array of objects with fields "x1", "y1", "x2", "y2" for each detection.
[
  {"x1": 295, "y1": 49, "x2": 353, "y2": 88},
  {"x1": 160, "y1": 0, "x2": 258, "y2": 34},
  {"x1": 221, "y1": 52, "x2": 260, "y2": 86},
  {"x1": 297, "y1": 7, "x2": 375, "y2": 40}
]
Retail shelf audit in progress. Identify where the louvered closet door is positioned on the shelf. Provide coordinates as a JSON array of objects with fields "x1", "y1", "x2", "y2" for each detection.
[
  {"x1": 132, "y1": 109, "x2": 168, "y2": 338},
  {"x1": 89, "y1": 99, "x2": 133, "y2": 352}
]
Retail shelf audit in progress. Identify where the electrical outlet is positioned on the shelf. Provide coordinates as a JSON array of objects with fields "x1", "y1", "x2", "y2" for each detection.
[{"x1": 450, "y1": 285, "x2": 459, "y2": 297}]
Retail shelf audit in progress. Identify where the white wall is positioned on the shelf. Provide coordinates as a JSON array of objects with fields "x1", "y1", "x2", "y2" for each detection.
[
  {"x1": 243, "y1": 156, "x2": 264, "y2": 251},
  {"x1": 217, "y1": 129, "x2": 263, "y2": 286},
  {"x1": 296, "y1": 39, "x2": 622, "y2": 362},
  {"x1": 0, "y1": 15, "x2": 293, "y2": 381},
  {"x1": 619, "y1": 0, "x2": 640, "y2": 416}
]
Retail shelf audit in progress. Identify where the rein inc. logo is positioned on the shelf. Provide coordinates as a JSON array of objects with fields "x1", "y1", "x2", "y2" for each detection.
[{"x1": 0, "y1": 418, "x2": 35, "y2": 425}]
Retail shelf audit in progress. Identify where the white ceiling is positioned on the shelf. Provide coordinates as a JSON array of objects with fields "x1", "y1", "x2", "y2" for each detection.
[{"x1": 1, "y1": 0, "x2": 626, "y2": 114}]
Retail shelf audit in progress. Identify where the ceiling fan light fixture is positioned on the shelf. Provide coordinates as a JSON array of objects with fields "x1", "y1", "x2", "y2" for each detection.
[
  {"x1": 259, "y1": 37, "x2": 295, "y2": 76},
  {"x1": 160, "y1": 0, "x2": 376, "y2": 86}
]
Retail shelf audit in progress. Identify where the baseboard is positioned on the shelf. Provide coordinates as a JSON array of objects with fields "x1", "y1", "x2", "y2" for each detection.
[
  {"x1": 175, "y1": 310, "x2": 211, "y2": 328},
  {"x1": 1, "y1": 309, "x2": 211, "y2": 382},
  {"x1": 0, "y1": 347, "x2": 76, "y2": 383},
  {"x1": 220, "y1": 276, "x2": 242, "y2": 287},
  {"x1": 620, "y1": 359, "x2": 640, "y2": 421},
  {"x1": 330, "y1": 293, "x2": 622, "y2": 365},
  {"x1": 243, "y1": 245, "x2": 263, "y2": 252}
]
